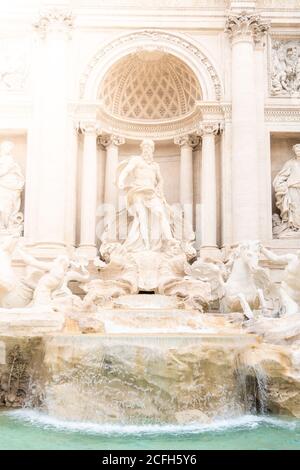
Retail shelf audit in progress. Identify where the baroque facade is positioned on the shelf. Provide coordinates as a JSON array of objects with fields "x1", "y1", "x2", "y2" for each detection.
[{"x1": 1, "y1": 0, "x2": 300, "y2": 264}]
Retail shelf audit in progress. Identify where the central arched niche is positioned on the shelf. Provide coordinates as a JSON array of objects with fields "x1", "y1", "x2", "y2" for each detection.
[
  {"x1": 96, "y1": 50, "x2": 203, "y2": 217},
  {"x1": 97, "y1": 50, "x2": 203, "y2": 139}
]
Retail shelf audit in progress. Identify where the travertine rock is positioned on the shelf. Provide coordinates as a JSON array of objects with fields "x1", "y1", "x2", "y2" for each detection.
[{"x1": 175, "y1": 409, "x2": 211, "y2": 424}]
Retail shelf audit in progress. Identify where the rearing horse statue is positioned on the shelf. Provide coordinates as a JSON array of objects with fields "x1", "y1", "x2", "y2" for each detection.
[{"x1": 221, "y1": 241, "x2": 277, "y2": 319}]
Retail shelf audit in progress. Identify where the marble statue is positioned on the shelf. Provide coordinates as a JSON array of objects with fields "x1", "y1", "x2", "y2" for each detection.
[
  {"x1": 0, "y1": 235, "x2": 35, "y2": 308},
  {"x1": 260, "y1": 245, "x2": 300, "y2": 316},
  {"x1": 17, "y1": 250, "x2": 89, "y2": 310},
  {"x1": 81, "y1": 245, "x2": 138, "y2": 309},
  {"x1": 99, "y1": 138, "x2": 195, "y2": 294},
  {"x1": 221, "y1": 241, "x2": 276, "y2": 319},
  {"x1": 0, "y1": 141, "x2": 24, "y2": 233},
  {"x1": 0, "y1": 234, "x2": 19, "y2": 300},
  {"x1": 117, "y1": 139, "x2": 177, "y2": 252},
  {"x1": 273, "y1": 144, "x2": 300, "y2": 238},
  {"x1": 158, "y1": 241, "x2": 211, "y2": 311},
  {"x1": 0, "y1": 235, "x2": 91, "y2": 311},
  {"x1": 271, "y1": 40, "x2": 300, "y2": 96},
  {"x1": 185, "y1": 257, "x2": 226, "y2": 303}
]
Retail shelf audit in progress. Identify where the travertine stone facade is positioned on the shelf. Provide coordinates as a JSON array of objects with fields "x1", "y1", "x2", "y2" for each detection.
[{"x1": 0, "y1": 0, "x2": 299, "y2": 260}]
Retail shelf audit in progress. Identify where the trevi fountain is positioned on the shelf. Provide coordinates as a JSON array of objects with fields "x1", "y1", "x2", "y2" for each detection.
[{"x1": 0, "y1": 0, "x2": 300, "y2": 451}]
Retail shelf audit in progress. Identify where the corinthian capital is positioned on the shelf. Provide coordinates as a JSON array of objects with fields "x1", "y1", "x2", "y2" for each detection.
[
  {"x1": 198, "y1": 122, "x2": 221, "y2": 136},
  {"x1": 174, "y1": 135, "x2": 200, "y2": 149},
  {"x1": 34, "y1": 8, "x2": 74, "y2": 39},
  {"x1": 79, "y1": 120, "x2": 100, "y2": 135},
  {"x1": 98, "y1": 135, "x2": 125, "y2": 148},
  {"x1": 225, "y1": 11, "x2": 269, "y2": 44}
]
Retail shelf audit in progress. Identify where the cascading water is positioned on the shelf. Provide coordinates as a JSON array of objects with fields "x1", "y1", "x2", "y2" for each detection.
[
  {"x1": 0, "y1": 309, "x2": 287, "y2": 428},
  {"x1": 235, "y1": 355, "x2": 268, "y2": 415},
  {"x1": 39, "y1": 333, "x2": 261, "y2": 424}
]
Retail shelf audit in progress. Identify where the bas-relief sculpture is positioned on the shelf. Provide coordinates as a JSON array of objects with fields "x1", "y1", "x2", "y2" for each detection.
[
  {"x1": 271, "y1": 40, "x2": 300, "y2": 96},
  {"x1": 273, "y1": 144, "x2": 300, "y2": 239},
  {"x1": 0, "y1": 40, "x2": 29, "y2": 91}
]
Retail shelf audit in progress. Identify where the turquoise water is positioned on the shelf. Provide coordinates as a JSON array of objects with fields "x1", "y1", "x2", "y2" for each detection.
[{"x1": 0, "y1": 411, "x2": 300, "y2": 450}]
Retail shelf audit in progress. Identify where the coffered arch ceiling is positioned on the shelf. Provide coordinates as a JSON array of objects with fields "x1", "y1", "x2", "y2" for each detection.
[{"x1": 98, "y1": 50, "x2": 202, "y2": 122}]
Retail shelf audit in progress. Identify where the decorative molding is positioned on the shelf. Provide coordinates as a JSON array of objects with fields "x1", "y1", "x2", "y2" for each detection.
[
  {"x1": 97, "y1": 104, "x2": 202, "y2": 140},
  {"x1": 225, "y1": 11, "x2": 269, "y2": 44},
  {"x1": 33, "y1": 8, "x2": 74, "y2": 39},
  {"x1": 197, "y1": 121, "x2": 221, "y2": 135},
  {"x1": 196, "y1": 102, "x2": 231, "y2": 120},
  {"x1": 265, "y1": 106, "x2": 300, "y2": 122},
  {"x1": 72, "y1": 101, "x2": 230, "y2": 140},
  {"x1": 79, "y1": 30, "x2": 222, "y2": 101}
]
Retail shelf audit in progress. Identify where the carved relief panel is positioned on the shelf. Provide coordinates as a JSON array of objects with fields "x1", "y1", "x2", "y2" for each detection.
[
  {"x1": 270, "y1": 39, "x2": 300, "y2": 97},
  {"x1": 0, "y1": 38, "x2": 31, "y2": 92}
]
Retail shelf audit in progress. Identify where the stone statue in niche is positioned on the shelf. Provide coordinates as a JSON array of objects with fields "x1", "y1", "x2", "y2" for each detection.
[
  {"x1": 273, "y1": 144, "x2": 300, "y2": 238},
  {"x1": 117, "y1": 138, "x2": 181, "y2": 252},
  {"x1": 0, "y1": 141, "x2": 24, "y2": 234},
  {"x1": 271, "y1": 40, "x2": 300, "y2": 96},
  {"x1": 98, "y1": 137, "x2": 195, "y2": 294}
]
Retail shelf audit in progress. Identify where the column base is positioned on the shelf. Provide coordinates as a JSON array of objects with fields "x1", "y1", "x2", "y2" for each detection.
[
  {"x1": 76, "y1": 245, "x2": 98, "y2": 259},
  {"x1": 200, "y1": 245, "x2": 222, "y2": 260}
]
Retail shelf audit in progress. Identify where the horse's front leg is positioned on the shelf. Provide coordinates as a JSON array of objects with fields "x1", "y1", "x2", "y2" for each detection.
[
  {"x1": 237, "y1": 293, "x2": 254, "y2": 319},
  {"x1": 257, "y1": 288, "x2": 269, "y2": 315}
]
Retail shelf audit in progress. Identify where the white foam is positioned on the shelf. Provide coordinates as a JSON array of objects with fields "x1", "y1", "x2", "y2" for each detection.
[{"x1": 3, "y1": 410, "x2": 298, "y2": 436}]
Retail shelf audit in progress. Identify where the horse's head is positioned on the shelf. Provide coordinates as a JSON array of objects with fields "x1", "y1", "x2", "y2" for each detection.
[{"x1": 230, "y1": 240, "x2": 260, "y2": 271}]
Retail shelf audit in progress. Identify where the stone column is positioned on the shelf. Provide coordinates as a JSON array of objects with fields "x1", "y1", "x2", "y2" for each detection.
[
  {"x1": 225, "y1": 11, "x2": 268, "y2": 243},
  {"x1": 78, "y1": 121, "x2": 99, "y2": 258},
  {"x1": 25, "y1": 8, "x2": 74, "y2": 252},
  {"x1": 100, "y1": 135, "x2": 125, "y2": 208},
  {"x1": 95, "y1": 137, "x2": 106, "y2": 241},
  {"x1": 174, "y1": 135, "x2": 200, "y2": 237},
  {"x1": 199, "y1": 122, "x2": 219, "y2": 256},
  {"x1": 255, "y1": 28, "x2": 271, "y2": 241}
]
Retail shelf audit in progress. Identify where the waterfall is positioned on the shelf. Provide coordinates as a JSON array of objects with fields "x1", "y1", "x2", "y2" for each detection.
[{"x1": 235, "y1": 360, "x2": 268, "y2": 415}]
